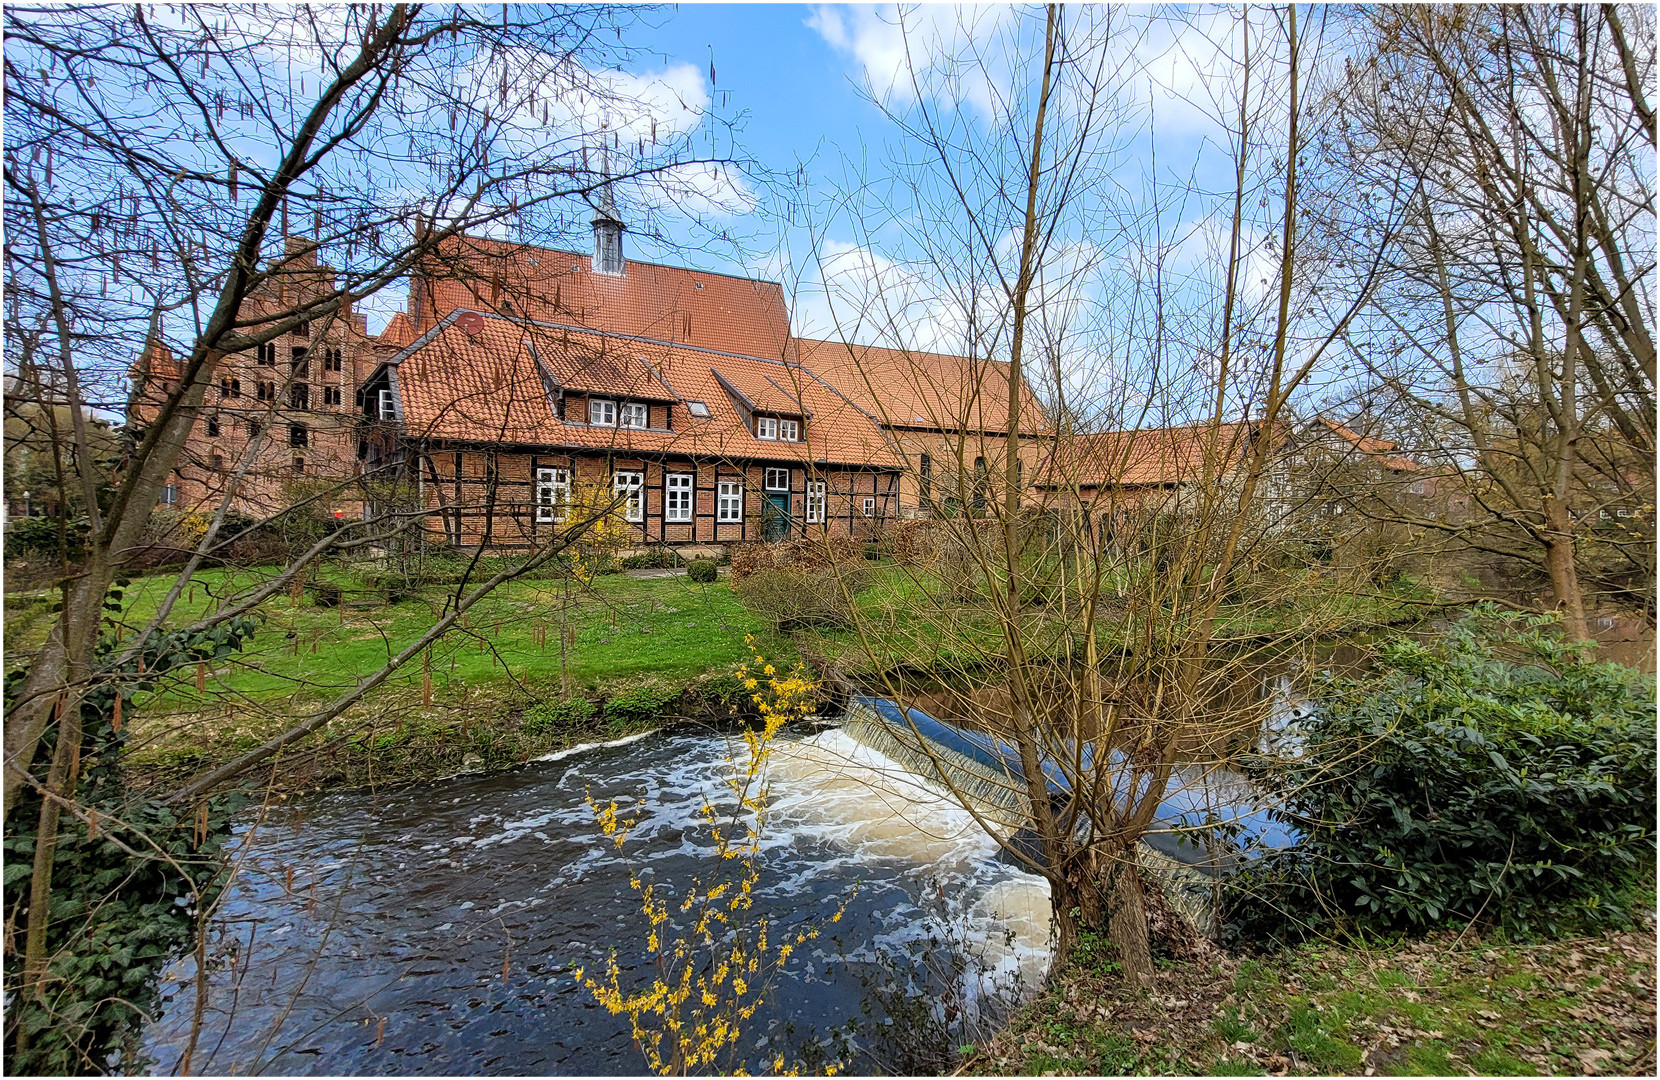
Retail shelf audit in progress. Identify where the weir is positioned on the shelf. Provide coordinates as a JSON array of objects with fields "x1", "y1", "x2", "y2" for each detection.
[{"x1": 837, "y1": 694, "x2": 1302, "y2": 931}]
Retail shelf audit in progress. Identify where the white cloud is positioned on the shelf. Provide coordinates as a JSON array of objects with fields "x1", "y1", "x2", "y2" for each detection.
[{"x1": 806, "y1": 3, "x2": 1017, "y2": 115}]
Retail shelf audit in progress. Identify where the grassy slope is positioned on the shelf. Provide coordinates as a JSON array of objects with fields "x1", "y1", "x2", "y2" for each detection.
[
  {"x1": 2, "y1": 567, "x2": 792, "y2": 788},
  {"x1": 795, "y1": 561, "x2": 1430, "y2": 677},
  {"x1": 978, "y1": 918, "x2": 1657, "y2": 1077}
]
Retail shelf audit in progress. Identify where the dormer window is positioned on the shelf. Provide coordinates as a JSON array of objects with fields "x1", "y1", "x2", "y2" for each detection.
[
  {"x1": 619, "y1": 402, "x2": 648, "y2": 429},
  {"x1": 755, "y1": 416, "x2": 800, "y2": 441},
  {"x1": 686, "y1": 400, "x2": 710, "y2": 418},
  {"x1": 589, "y1": 398, "x2": 616, "y2": 426}
]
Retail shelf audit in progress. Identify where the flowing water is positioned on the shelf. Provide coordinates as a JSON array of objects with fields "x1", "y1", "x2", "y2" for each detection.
[{"x1": 140, "y1": 726, "x2": 1052, "y2": 1075}]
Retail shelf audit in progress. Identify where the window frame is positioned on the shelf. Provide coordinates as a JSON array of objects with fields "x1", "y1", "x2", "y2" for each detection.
[
  {"x1": 778, "y1": 418, "x2": 800, "y2": 442},
  {"x1": 806, "y1": 481, "x2": 826, "y2": 524},
  {"x1": 862, "y1": 496, "x2": 876, "y2": 517},
  {"x1": 589, "y1": 398, "x2": 617, "y2": 426},
  {"x1": 619, "y1": 402, "x2": 649, "y2": 429},
  {"x1": 378, "y1": 388, "x2": 397, "y2": 421},
  {"x1": 665, "y1": 472, "x2": 694, "y2": 522},
  {"x1": 717, "y1": 480, "x2": 744, "y2": 523},
  {"x1": 755, "y1": 416, "x2": 778, "y2": 440},
  {"x1": 614, "y1": 470, "x2": 645, "y2": 523},
  {"x1": 159, "y1": 484, "x2": 178, "y2": 506},
  {"x1": 764, "y1": 467, "x2": 790, "y2": 491},
  {"x1": 289, "y1": 422, "x2": 309, "y2": 448},
  {"x1": 535, "y1": 466, "x2": 570, "y2": 523}
]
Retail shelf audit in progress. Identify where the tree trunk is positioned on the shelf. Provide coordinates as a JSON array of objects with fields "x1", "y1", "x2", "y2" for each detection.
[
  {"x1": 1543, "y1": 502, "x2": 1591, "y2": 643},
  {"x1": 1105, "y1": 846, "x2": 1153, "y2": 987}
]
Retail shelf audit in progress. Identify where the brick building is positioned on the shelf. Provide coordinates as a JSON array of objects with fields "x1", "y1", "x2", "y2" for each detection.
[{"x1": 132, "y1": 205, "x2": 1038, "y2": 553}]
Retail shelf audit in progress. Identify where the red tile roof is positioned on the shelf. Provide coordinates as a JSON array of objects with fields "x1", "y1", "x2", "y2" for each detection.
[
  {"x1": 387, "y1": 309, "x2": 901, "y2": 469},
  {"x1": 1317, "y1": 417, "x2": 1420, "y2": 472},
  {"x1": 411, "y1": 235, "x2": 793, "y2": 362},
  {"x1": 1039, "y1": 421, "x2": 1258, "y2": 489},
  {"x1": 794, "y1": 337, "x2": 1051, "y2": 436},
  {"x1": 378, "y1": 311, "x2": 417, "y2": 349}
]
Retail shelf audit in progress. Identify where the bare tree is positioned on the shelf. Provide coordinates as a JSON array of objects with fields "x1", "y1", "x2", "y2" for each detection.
[
  {"x1": 787, "y1": 4, "x2": 1411, "y2": 985},
  {"x1": 1331, "y1": 4, "x2": 1657, "y2": 639},
  {"x1": 3, "y1": 4, "x2": 748, "y2": 1064}
]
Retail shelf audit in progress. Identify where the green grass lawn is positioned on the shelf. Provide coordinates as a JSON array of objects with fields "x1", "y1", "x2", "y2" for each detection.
[
  {"x1": 106, "y1": 566, "x2": 786, "y2": 709},
  {"x1": 1, "y1": 564, "x2": 792, "y2": 788}
]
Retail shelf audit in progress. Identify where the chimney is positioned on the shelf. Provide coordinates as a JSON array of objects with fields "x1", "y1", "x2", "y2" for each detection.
[{"x1": 591, "y1": 151, "x2": 625, "y2": 276}]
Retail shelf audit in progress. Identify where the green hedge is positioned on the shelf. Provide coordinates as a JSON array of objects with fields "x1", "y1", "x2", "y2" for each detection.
[{"x1": 1224, "y1": 607, "x2": 1657, "y2": 942}]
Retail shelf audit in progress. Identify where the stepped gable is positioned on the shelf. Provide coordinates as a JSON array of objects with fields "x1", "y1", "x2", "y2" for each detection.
[
  {"x1": 793, "y1": 336, "x2": 1050, "y2": 436},
  {"x1": 385, "y1": 309, "x2": 900, "y2": 469},
  {"x1": 411, "y1": 235, "x2": 793, "y2": 362}
]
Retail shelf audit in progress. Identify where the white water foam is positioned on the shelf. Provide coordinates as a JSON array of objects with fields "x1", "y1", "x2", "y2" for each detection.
[
  {"x1": 764, "y1": 728, "x2": 1054, "y2": 1001},
  {"x1": 533, "y1": 728, "x2": 658, "y2": 763}
]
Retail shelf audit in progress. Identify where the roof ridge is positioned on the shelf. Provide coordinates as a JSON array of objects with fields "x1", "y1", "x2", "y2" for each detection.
[{"x1": 448, "y1": 234, "x2": 787, "y2": 290}]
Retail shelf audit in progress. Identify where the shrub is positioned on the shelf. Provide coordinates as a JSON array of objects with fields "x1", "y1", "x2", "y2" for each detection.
[
  {"x1": 618, "y1": 548, "x2": 682, "y2": 571},
  {"x1": 3, "y1": 515, "x2": 91, "y2": 562},
  {"x1": 307, "y1": 580, "x2": 343, "y2": 608},
  {"x1": 1223, "y1": 606, "x2": 1657, "y2": 942},
  {"x1": 687, "y1": 558, "x2": 719, "y2": 584},
  {"x1": 604, "y1": 683, "x2": 682, "y2": 725},
  {"x1": 523, "y1": 696, "x2": 599, "y2": 736},
  {"x1": 732, "y1": 565, "x2": 872, "y2": 630}
]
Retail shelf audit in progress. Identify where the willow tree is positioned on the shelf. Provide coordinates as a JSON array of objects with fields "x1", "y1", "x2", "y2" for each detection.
[{"x1": 793, "y1": 3, "x2": 1413, "y2": 983}]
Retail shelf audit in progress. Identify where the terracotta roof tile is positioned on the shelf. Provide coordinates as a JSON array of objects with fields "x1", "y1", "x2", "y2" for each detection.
[
  {"x1": 1041, "y1": 421, "x2": 1257, "y2": 488},
  {"x1": 378, "y1": 311, "x2": 417, "y2": 349},
  {"x1": 1317, "y1": 416, "x2": 1420, "y2": 472},
  {"x1": 412, "y1": 235, "x2": 792, "y2": 361},
  {"x1": 387, "y1": 309, "x2": 901, "y2": 469},
  {"x1": 794, "y1": 337, "x2": 1051, "y2": 436}
]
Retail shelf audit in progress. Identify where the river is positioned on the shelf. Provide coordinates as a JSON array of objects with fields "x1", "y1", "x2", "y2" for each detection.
[{"x1": 140, "y1": 725, "x2": 1053, "y2": 1075}]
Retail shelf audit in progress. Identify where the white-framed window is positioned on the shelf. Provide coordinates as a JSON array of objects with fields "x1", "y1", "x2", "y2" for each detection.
[
  {"x1": 619, "y1": 402, "x2": 649, "y2": 429},
  {"x1": 614, "y1": 471, "x2": 644, "y2": 522},
  {"x1": 378, "y1": 388, "x2": 397, "y2": 420},
  {"x1": 717, "y1": 481, "x2": 743, "y2": 523},
  {"x1": 756, "y1": 416, "x2": 778, "y2": 440},
  {"x1": 589, "y1": 398, "x2": 616, "y2": 426},
  {"x1": 778, "y1": 418, "x2": 800, "y2": 441},
  {"x1": 665, "y1": 472, "x2": 693, "y2": 522},
  {"x1": 806, "y1": 481, "x2": 826, "y2": 524},
  {"x1": 536, "y1": 467, "x2": 569, "y2": 523},
  {"x1": 764, "y1": 467, "x2": 790, "y2": 491},
  {"x1": 862, "y1": 497, "x2": 876, "y2": 517}
]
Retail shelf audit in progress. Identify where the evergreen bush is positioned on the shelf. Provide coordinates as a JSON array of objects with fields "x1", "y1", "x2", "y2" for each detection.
[
  {"x1": 1223, "y1": 606, "x2": 1657, "y2": 942},
  {"x1": 687, "y1": 558, "x2": 719, "y2": 583}
]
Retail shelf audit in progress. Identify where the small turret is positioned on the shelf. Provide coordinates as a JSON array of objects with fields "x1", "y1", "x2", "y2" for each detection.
[{"x1": 591, "y1": 156, "x2": 625, "y2": 276}]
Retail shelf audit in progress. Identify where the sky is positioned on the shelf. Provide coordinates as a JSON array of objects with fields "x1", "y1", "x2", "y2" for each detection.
[
  {"x1": 6, "y1": 2, "x2": 1306, "y2": 424},
  {"x1": 568, "y1": 5, "x2": 1257, "y2": 325}
]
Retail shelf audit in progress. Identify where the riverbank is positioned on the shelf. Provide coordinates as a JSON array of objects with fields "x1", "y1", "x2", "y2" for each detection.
[
  {"x1": 75, "y1": 569, "x2": 794, "y2": 794},
  {"x1": 975, "y1": 916, "x2": 1658, "y2": 1076}
]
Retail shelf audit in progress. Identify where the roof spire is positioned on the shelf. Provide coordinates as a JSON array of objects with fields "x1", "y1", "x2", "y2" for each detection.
[{"x1": 591, "y1": 147, "x2": 625, "y2": 276}]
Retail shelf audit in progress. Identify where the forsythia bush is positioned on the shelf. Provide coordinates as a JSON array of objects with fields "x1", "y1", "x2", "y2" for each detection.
[
  {"x1": 564, "y1": 481, "x2": 635, "y2": 582},
  {"x1": 578, "y1": 639, "x2": 844, "y2": 1075}
]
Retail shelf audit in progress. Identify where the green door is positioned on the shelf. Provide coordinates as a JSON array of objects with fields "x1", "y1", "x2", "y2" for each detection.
[{"x1": 761, "y1": 493, "x2": 793, "y2": 541}]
